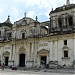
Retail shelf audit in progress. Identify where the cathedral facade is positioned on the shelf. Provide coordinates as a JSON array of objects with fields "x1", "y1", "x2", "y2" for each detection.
[{"x1": 0, "y1": 0, "x2": 75, "y2": 68}]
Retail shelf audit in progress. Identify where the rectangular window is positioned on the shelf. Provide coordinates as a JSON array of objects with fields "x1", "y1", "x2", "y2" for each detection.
[
  {"x1": 64, "y1": 40, "x2": 67, "y2": 45},
  {"x1": 64, "y1": 51, "x2": 68, "y2": 57},
  {"x1": 22, "y1": 33, "x2": 25, "y2": 39},
  {"x1": 68, "y1": 16, "x2": 73, "y2": 26}
]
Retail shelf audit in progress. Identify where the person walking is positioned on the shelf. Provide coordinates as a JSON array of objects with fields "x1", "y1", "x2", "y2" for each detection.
[{"x1": 2, "y1": 63, "x2": 5, "y2": 70}]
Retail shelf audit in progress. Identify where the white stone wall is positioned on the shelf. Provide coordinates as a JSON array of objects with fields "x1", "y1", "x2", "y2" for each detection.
[
  {"x1": 0, "y1": 34, "x2": 74, "y2": 67},
  {"x1": 57, "y1": 39, "x2": 74, "y2": 66}
]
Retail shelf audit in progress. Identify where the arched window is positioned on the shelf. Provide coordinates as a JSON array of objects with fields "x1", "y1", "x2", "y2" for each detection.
[
  {"x1": 65, "y1": 17, "x2": 67, "y2": 26},
  {"x1": 58, "y1": 17, "x2": 62, "y2": 28},
  {"x1": 68, "y1": 15, "x2": 73, "y2": 26},
  {"x1": 0, "y1": 31, "x2": 1, "y2": 36},
  {"x1": 21, "y1": 30, "x2": 26, "y2": 39},
  {"x1": 50, "y1": 17, "x2": 53, "y2": 28},
  {"x1": 62, "y1": 46, "x2": 69, "y2": 58},
  {"x1": 64, "y1": 50, "x2": 68, "y2": 57},
  {"x1": 22, "y1": 33, "x2": 25, "y2": 39}
]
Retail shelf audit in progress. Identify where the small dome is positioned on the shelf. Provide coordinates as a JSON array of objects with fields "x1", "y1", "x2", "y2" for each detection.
[
  {"x1": 5, "y1": 15, "x2": 12, "y2": 24},
  {"x1": 0, "y1": 16, "x2": 13, "y2": 28}
]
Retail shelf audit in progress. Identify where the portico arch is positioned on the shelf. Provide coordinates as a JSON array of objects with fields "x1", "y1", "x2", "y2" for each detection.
[
  {"x1": 37, "y1": 49, "x2": 49, "y2": 55},
  {"x1": 3, "y1": 51, "x2": 10, "y2": 56},
  {"x1": 3, "y1": 51, "x2": 10, "y2": 66},
  {"x1": 37, "y1": 49, "x2": 49, "y2": 65},
  {"x1": 19, "y1": 46, "x2": 26, "y2": 54}
]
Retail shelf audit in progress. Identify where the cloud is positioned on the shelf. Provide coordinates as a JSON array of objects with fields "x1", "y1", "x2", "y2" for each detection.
[
  {"x1": 11, "y1": 0, "x2": 57, "y2": 9},
  {"x1": 24, "y1": 0, "x2": 49, "y2": 8},
  {"x1": 0, "y1": 0, "x2": 74, "y2": 23},
  {"x1": 44, "y1": 12, "x2": 49, "y2": 18},
  {"x1": 0, "y1": 8, "x2": 3, "y2": 13},
  {"x1": 22, "y1": 0, "x2": 51, "y2": 9},
  {"x1": 72, "y1": 0, "x2": 75, "y2": 3},
  {"x1": 0, "y1": 6, "x2": 5, "y2": 14},
  {"x1": 19, "y1": 0, "x2": 64, "y2": 9},
  {"x1": 27, "y1": 10, "x2": 37, "y2": 19},
  {"x1": 10, "y1": 7, "x2": 20, "y2": 16},
  {"x1": 8, "y1": 7, "x2": 21, "y2": 23}
]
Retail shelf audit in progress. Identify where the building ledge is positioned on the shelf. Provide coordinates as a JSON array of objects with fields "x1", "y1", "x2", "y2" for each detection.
[{"x1": 61, "y1": 57, "x2": 70, "y2": 60}]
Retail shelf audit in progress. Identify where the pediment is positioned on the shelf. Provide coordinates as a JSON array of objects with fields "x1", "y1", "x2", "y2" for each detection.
[
  {"x1": 3, "y1": 51, "x2": 10, "y2": 56},
  {"x1": 19, "y1": 46, "x2": 26, "y2": 51},
  {"x1": 62, "y1": 46, "x2": 69, "y2": 50},
  {"x1": 37, "y1": 49, "x2": 49, "y2": 54},
  {"x1": 15, "y1": 17, "x2": 35, "y2": 26}
]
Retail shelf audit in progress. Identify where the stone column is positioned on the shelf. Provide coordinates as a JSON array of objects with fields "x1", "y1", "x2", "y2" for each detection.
[
  {"x1": 47, "y1": 54, "x2": 49, "y2": 64},
  {"x1": 73, "y1": 36, "x2": 75, "y2": 68},
  {"x1": 33, "y1": 42, "x2": 38, "y2": 66},
  {"x1": 73, "y1": 37, "x2": 75, "y2": 60},
  {"x1": 32, "y1": 42, "x2": 34, "y2": 61},
  {"x1": 67, "y1": 16, "x2": 69, "y2": 26},
  {"x1": 55, "y1": 16, "x2": 58, "y2": 28},
  {"x1": 73, "y1": 13, "x2": 75, "y2": 28},
  {"x1": 63, "y1": 15, "x2": 66, "y2": 26}
]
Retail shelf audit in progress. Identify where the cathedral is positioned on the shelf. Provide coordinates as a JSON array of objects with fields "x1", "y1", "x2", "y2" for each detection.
[{"x1": 0, "y1": 0, "x2": 75, "y2": 69}]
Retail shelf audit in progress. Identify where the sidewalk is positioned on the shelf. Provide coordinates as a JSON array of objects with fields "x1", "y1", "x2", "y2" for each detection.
[
  {"x1": 42, "y1": 69, "x2": 75, "y2": 74},
  {"x1": 0, "y1": 68, "x2": 75, "y2": 74}
]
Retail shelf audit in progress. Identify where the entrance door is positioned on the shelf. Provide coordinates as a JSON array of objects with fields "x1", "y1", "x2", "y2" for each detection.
[
  {"x1": 19, "y1": 54, "x2": 25, "y2": 67},
  {"x1": 41, "y1": 56, "x2": 47, "y2": 65},
  {"x1": 5, "y1": 57, "x2": 9, "y2": 66}
]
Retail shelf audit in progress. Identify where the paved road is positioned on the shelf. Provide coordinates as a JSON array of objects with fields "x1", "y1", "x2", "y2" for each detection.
[{"x1": 0, "y1": 69, "x2": 74, "y2": 75}]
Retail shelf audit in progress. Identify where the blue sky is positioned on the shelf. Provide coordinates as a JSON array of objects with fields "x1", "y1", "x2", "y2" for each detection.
[{"x1": 0, "y1": 0, "x2": 74, "y2": 23}]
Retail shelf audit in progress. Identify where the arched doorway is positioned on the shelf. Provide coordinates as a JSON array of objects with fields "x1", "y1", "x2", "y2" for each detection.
[
  {"x1": 19, "y1": 46, "x2": 26, "y2": 67},
  {"x1": 19, "y1": 53, "x2": 25, "y2": 67},
  {"x1": 37, "y1": 49, "x2": 49, "y2": 65},
  {"x1": 3, "y1": 51, "x2": 10, "y2": 66},
  {"x1": 40, "y1": 56, "x2": 47, "y2": 65}
]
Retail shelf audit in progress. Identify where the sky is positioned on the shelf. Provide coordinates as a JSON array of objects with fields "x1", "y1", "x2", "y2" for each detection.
[{"x1": 0, "y1": 0, "x2": 75, "y2": 23}]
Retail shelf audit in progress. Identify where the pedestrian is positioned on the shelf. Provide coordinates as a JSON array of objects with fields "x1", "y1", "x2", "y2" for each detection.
[
  {"x1": 40, "y1": 60, "x2": 44, "y2": 70},
  {"x1": 2, "y1": 63, "x2": 5, "y2": 70}
]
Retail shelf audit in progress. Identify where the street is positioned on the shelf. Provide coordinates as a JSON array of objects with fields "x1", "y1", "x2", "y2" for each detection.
[{"x1": 0, "y1": 69, "x2": 74, "y2": 75}]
